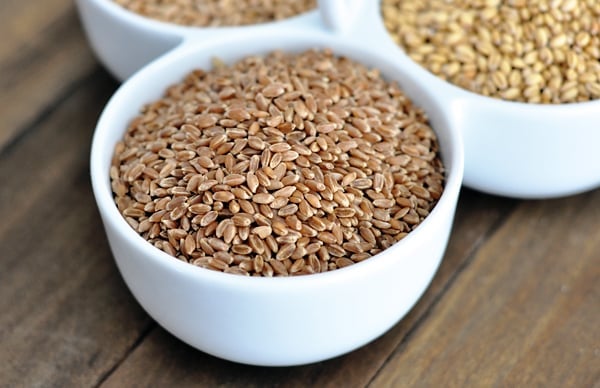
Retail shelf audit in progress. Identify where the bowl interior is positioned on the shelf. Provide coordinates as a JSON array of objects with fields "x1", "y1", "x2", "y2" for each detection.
[
  {"x1": 90, "y1": 29, "x2": 464, "y2": 284},
  {"x1": 97, "y1": 0, "x2": 321, "y2": 34}
]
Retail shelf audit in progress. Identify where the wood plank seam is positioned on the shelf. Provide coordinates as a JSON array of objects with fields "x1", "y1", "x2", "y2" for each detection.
[
  {"x1": 365, "y1": 200, "x2": 518, "y2": 387},
  {"x1": 0, "y1": 66, "x2": 104, "y2": 157},
  {"x1": 93, "y1": 322, "x2": 157, "y2": 388}
]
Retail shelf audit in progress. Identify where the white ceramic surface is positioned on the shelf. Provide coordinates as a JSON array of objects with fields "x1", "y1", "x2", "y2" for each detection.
[
  {"x1": 90, "y1": 30, "x2": 464, "y2": 366},
  {"x1": 75, "y1": 0, "x2": 327, "y2": 81}
]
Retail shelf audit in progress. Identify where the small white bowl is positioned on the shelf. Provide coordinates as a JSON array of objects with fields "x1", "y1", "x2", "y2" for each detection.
[
  {"x1": 75, "y1": 0, "x2": 329, "y2": 81},
  {"x1": 90, "y1": 30, "x2": 464, "y2": 366},
  {"x1": 333, "y1": 2, "x2": 600, "y2": 199}
]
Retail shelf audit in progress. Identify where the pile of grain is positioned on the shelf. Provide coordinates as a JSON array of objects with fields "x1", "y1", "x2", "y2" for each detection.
[
  {"x1": 114, "y1": 0, "x2": 316, "y2": 27},
  {"x1": 111, "y1": 49, "x2": 444, "y2": 276},
  {"x1": 382, "y1": 0, "x2": 600, "y2": 103}
]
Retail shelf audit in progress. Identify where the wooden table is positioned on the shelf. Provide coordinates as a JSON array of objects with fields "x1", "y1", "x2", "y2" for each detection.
[{"x1": 1, "y1": 2, "x2": 598, "y2": 386}]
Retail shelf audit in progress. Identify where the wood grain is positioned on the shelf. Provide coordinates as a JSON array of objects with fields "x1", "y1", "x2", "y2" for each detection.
[
  {"x1": 0, "y1": 0, "x2": 98, "y2": 149},
  {"x1": 0, "y1": 71, "x2": 152, "y2": 387},
  {"x1": 370, "y1": 190, "x2": 600, "y2": 387}
]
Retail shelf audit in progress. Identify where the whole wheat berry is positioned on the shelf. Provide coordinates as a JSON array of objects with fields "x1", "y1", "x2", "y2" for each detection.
[
  {"x1": 382, "y1": 0, "x2": 600, "y2": 103},
  {"x1": 111, "y1": 49, "x2": 445, "y2": 276}
]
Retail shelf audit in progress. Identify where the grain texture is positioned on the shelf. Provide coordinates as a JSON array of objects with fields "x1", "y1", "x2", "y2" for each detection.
[
  {"x1": 113, "y1": 0, "x2": 316, "y2": 27},
  {"x1": 111, "y1": 49, "x2": 444, "y2": 275}
]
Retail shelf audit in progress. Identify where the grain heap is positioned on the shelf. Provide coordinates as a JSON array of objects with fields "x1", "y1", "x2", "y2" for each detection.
[
  {"x1": 382, "y1": 0, "x2": 600, "y2": 103},
  {"x1": 111, "y1": 49, "x2": 445, "y2": 276},
  {"x1": 113, "y1": 0, "x2": 316, "y2": 27}
]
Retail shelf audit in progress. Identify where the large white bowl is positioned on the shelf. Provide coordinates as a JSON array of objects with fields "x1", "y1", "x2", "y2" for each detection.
[{"x1": 90, "y1": 30, "x2": 464, "y2": 366}]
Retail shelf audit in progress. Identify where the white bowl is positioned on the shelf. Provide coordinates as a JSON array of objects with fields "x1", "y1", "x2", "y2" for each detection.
[
  {"x1": 75, "y1": 0, "x2": 329, "y2": 81},
  {"x1": 335, "y1": 2, "x2": 600, "y2": 199},
  {"x1": 90, "y1": 30, "x2": 464, "y2": 366}
]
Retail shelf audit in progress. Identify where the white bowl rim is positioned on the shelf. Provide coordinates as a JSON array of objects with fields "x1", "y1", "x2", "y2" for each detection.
[
  {"x1": 434, "y1": 69, "x2": 600, "y2": 112},
  {"x1": 90, "y1": 31, "x2": 464, "y2": 289},
  {"x1": 86, "y1": 0, "x2": 321, "y2": 37}
]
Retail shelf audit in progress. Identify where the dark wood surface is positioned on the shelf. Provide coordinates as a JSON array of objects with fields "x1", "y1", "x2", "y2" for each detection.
[{"x1": 1, "y1": 2, "x2": 598, "y2": 387}]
